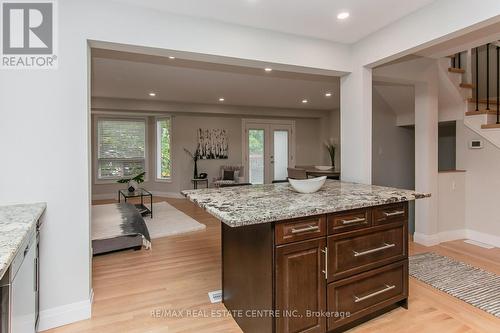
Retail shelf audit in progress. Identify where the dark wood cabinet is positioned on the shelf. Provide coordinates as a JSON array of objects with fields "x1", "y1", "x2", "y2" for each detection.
[
  {"x1": 276, "y1": 238, "x2": 327, "y2": 333},
  {"x1": 221, "y1": 202, "x2": 409, "y2": 333},
  {"x1": 327, "y1": 224, "x2": 407, "y2": 281},
  {"x1": 327, "y1": 260, "x2": 408, "y2": 331},
  {"x1": 275, "y1": 215, "x2": 327, "y2": 245}
]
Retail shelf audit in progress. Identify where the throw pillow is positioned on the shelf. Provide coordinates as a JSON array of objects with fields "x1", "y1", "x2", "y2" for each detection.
[{"x1": 223, "y1": 170, "x2": 235, "y2": 181}]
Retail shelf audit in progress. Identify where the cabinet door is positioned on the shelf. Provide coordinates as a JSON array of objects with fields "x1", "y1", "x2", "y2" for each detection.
[{"x1": 276, "y1": 238, "x2": 326, "y2": 333}]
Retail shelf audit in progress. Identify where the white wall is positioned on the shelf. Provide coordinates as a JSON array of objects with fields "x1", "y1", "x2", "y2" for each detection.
[
  {"x1": 456, "y1": 120, "x2": 500, "y2": 243},
  {"x1": 354, "y1": 0, "x2": 500, "y2": 67},
  {"x1": 438, "y1": 171, "x2": 466, "y2": 234},
  {"x1": 372, "y1": 88, "x2": 415, "y2": 190}
]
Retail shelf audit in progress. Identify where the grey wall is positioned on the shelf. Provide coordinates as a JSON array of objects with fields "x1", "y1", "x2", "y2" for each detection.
[
  {"x1": 372, "y1": 88, "x2": 415, "y2": 190},
  {"x1": 438, "y1": 121, "x2": 456, "y2": 171},
  {"x1": 92, "y1": 113, "x2": 325, "y2": 197}
]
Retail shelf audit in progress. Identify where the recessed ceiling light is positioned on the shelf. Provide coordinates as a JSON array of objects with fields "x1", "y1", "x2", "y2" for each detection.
[
  {"x1": 302, "y1": 99, "x2": 308, "y2": 104},
  {"x1": 325, "y1": 92, "x2": 332, "y2": 97},
  {"x1": 219, "y1": 97, "x2": 225, "y2": 102},
  {"x1": 149, "y1": 92, "x2": 156, "y2": 97},
  {"x1": 264, "y1": 67, "x2": 273, "y2": 72},
  {"x1": 337, "y1": 12, "x2": 350, "y2": 20},
  {"x1": 168, "y1": 56, "x2": 175, "y2": 59}
]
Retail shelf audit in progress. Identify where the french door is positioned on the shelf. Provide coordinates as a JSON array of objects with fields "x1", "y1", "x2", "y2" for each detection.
[{"x1": 243, "y1": 119, "x2": 295, "y2": 184}]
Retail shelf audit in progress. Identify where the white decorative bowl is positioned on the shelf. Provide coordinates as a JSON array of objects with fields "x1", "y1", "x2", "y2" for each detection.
[
  {"x1": 289, "y1": 176, "x2": 327, "y2": 194},
  {"x1": 314, "y1": 165, "x2": 333, "y2": 171}
]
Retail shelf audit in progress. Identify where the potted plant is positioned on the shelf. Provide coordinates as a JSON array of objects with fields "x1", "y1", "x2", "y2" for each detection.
[
  {"x1": 184, "y1": 147, "x2": 200, "y2": 179},
  {"x1": 117, "y1": 171, "x2": 146, "y2": 193},
  {"x1": 324, "y1": 138, "x2": 337, "y2": 169}
]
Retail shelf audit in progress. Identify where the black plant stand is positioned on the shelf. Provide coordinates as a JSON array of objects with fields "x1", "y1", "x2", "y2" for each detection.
[
  {"x1": 191, "y1": 178, "x2": 209, "y2": 189},
  {"x1": 118, "y1": 188, "x2": 153, "y2": 218}
]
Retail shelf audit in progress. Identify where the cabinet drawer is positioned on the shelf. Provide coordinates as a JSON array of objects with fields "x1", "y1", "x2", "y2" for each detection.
[
  {"x1": 327, "y1": 226, "x2": 406, "y2": 280},
  {"x1": 327, "y1": 260, "x2": 408, "y2": 330},
  {"x1": 328, "y1": 209, "x2": 371, "y2": 234},
  {"x1": 372, "y1": 202, "x2": 407, "y2": 225},
  {"x1": 275, "y1": 215, "x2": 326, "y2": 245}
]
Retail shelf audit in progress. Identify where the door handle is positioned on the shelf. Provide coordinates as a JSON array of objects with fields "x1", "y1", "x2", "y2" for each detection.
[
  {"x1": 383, "y1": 210, "x2": 405, "y2": 217},
  {"x1": 321, "y1": 247, "x2": 328, "y2": 280},
  {"x1": 341, "y1": 217, "x2": 365, "y2": 225},
  {"x1": 354, "y1": 284, "x2": 396, "y2": 303},
  {"x1": 291, "y1": 225, "x2": 319, "y2": 234},
  {"x1": 34, "y1": 257, "x2": 38, "y2": 292},
  {"x1": 352, "y1": 243, "x2": 396, "y2": 257}
]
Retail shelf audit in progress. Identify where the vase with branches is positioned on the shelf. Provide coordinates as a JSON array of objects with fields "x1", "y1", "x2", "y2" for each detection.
[
  {"x1": 324, "y1": 138, "x2": 337, "y2": 169},
  {"x1": 184, "y1": 148, "x2": 200, "y2": 179}
]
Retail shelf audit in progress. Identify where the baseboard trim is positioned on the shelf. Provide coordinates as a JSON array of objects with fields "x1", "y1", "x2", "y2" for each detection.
[
  {"x1": 413, "y1": 229, "x2": 499, "y2": 248},
  {"x1": 92, "y1": 191, "x2": 184, "y2": 201},
  {"x1": 466, "y1": 230, "x2": 500, "y2": 248},
  {"x1": 414, "y1": 232, "x2": 441, "y2": 247},
  {"x1": 38, "y1": 296, "x2": 92, "y2": 331}
]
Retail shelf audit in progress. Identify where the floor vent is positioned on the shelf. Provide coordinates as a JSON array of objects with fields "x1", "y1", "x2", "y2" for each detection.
[
  {"x1": 208, "y1": 290, "x2": 222, "y2": 303},
  {"x1": 464, "y1": 239, "x2": 495, "y2": 249}
]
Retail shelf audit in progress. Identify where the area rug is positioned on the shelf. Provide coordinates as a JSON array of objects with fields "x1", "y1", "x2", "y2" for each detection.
[
  {"x1": 144, "y1": 201, "x2": 206, "y2": 239},
  {"x1": 409, "y1": 252, "x2": 500, "y2": 317}
]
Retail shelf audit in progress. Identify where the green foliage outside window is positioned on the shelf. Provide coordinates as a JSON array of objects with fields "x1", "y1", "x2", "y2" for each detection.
[
  {"x1": 159, "y1": 119, "x2": 171, "y2": 178},
  {"x1": 248, "y1": 129, "x2": 264, "y2": 154}
]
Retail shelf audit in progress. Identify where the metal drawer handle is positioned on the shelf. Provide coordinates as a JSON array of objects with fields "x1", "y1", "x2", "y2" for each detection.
[
  {"x1": 291, "y1": 225, "x2": 319, "y2": 234},
  {"x1": 321, "y1": 247, "x2": 328, "y2": 280},
  {"x1": 341, "y1": 217, "x2": 365, "y2": 225},
  {"x1": 383, "y1": 210, "x2": 404, "y2": 217},
  {"x1": 353, "y1": 243, "x2": 395, "y2": 257},
  {"x1": 354, "y1": 284, "x2": 396, "y2": 303}
]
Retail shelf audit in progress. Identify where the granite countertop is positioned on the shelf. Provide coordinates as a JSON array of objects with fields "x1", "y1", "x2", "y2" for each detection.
[
  {"x1": 182, "y1": 180, "x2": 430, "y2": 227},
  {"x1": 0, "y1": 203, "x2": 46, "y2": 280}
]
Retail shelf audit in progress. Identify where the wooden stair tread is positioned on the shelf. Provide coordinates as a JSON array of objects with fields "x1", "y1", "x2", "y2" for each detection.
[
  {"x1": 448, "y1": 67, "x2": 465, "y2": 74},
  {"x1": 465, "y1": 110, "x2": 498, "y2": 116},
  {"x1": 459, "y1": 83, "x2": 473, "y2": 89},
  {"x1": 481, "y1": 123, "x2": 500, "y2": 129},
  {"x1": 468, "y1": 98, "x2": 500, "y2": 104}
]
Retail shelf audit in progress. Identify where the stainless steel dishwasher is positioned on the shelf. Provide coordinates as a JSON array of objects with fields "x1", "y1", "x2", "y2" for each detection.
[{"x1": 0, "y1": 228, "x2": 37, "y2": 333}]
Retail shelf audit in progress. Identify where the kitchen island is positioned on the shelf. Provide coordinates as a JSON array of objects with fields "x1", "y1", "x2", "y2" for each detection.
[{"x1": 183, "y1": 181, "x2": 429, "y2": 333}]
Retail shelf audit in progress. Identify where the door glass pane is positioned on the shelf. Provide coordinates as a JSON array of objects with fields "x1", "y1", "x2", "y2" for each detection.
[
  {"x1": 273, "y1": 130, "x2": 289, "y2": 181},
  {"x1": 248, "y1": 129, "x2": 264, "y2": 184}
]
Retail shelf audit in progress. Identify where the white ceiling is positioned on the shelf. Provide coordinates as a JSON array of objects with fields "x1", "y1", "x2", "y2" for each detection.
[
  {"x1": 92, "y1": 49, "x2": 340, "y2": 110},
  {"x1": 112, "y1": 0, "x2": 437, "y2": 43}
]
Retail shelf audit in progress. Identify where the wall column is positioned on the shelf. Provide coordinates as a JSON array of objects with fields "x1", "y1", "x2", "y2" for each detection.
[
  {"x1": 340, "y1": 66, "x2": 373, "y2": 184},
  {"x1": 414, "y1": 81, "x2": 439, "y2": 245}
]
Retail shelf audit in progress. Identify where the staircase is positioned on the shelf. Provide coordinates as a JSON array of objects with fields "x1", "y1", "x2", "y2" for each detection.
[{"x1": 445, "y1": 44, "x2": 500, "y2": 148}]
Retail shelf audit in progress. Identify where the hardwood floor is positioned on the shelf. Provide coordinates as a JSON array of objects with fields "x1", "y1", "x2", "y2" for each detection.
[{"x1": 45, "y1": 198, "x2": 500, "y2": 333}]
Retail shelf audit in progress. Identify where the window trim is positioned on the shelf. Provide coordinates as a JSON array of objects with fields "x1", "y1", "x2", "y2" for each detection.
[
  {"x1": 94, "y1": 116, "x2": 149, "y2": 185},
  {"x1": 155, "y1": 116, "x2": 173, "y2": 182}
]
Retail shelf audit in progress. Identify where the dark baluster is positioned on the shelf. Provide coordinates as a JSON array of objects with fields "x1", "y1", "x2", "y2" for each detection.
[
  {"x1": 476, "y1": 47, "x2": 479, "y2": 111},
  {"x1": 497, "y1": 46, "x2": 499, "y2": 124},
  {"x1": 458, "y1": 52, "x2": 461, "y2": 68},
  {"x1": 487, "y1": 43, "x2": 490, "y2": 110}
]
